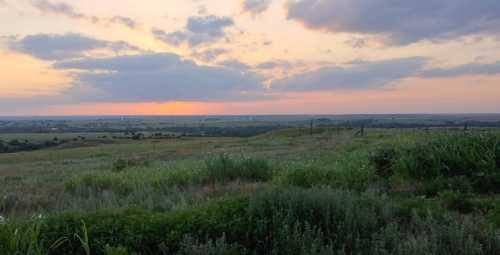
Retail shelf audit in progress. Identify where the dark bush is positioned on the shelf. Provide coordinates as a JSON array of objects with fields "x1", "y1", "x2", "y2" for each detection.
[
  {"x1": 112, "y1": 158, "x2": 151, "y2": 172},
  {"x1": 439, "y1": 191, "x2": 476, "y2": 214},
  {"x1": 40, "y1": 197, "x2": 249, "y2": 255},
  {"x1": 204, "y1": 154, "x2": 273, "y2": 183},
  {"x1": 472, "y1": 173, "x2": 500, "y2": 194},
  {"x1": 418, "y1": 176, "x2": 473, "y2": 197},
  {"x1": 393, "y1": 133, "x2": 500, "y2": 194},
  {"x1": 176, "y1": 235, "x2": 245, "y2": 255},
  {"x1": 277, "y1": 165, "x2": 329, "y2": 188},
  {"x1": 112, "y1": 159, "x2": 128, "y2": 172},
  {"x1": 4, "y1": 187, "x2": 500, "y2": 255},
  {"x1": 396, "y1": 133, "x2": 500, "y2": 180},
  {"x1": 369, "y1": 145, "x2": 399, "y2": 178}
]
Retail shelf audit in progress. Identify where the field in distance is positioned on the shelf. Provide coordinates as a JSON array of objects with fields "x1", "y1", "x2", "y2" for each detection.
[{"x1": 1, "y1": 118, "x2": 500, "y2": 254}]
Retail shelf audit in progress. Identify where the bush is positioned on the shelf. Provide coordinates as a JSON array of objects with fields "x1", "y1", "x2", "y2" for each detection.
[
  {"x1": 112, "y1": 159, "x2": 128, "y2": 173},
  {"x1": 472, "y1": 173, "x2": 500, "y2": 194},
  {"x1": 396, "y1": 133, "x2": 500, "y2": 180},
  {"x1": 276, "y1": 165, "x2": 329, "y2": 188},
  {"x1": 370, "y1": 145, "x2": 399, "y2": 178},
  {"x1": 246, "y1": 187, "x2": 395, "y2": 254},
  {"x1": 204, "y1": 154, "x2": 273, "y2": 183},
  {"x1": 40, "y1": 197, "x2": 249, "y2": 255},
  {"x1": 418, "y1": 176, "x2": 473, "y2": 197},
  {"x1": 112, "y1": 158, "x2": 151, "y2": 173},
  {"x1": 104, "y1": 245, "x2": 129, "y2": 255},
  {"x1": 5, "y1": 187, "x2": 500, "y2": 255},
  {"x1": 384, "y1": 133, "x2": 500, "y2": 195},
  {"x1": 175, "y1": 235, "x2": 244, "y2": 255},
  {"x1": 276, "y1": 153, "x2": 375, "y2": 190},
  {"x1": 439, "y1": 191, "x2": 476, "y2": 214}
]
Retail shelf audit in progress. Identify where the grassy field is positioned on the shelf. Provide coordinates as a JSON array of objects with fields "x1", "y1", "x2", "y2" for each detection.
[{"x1": 1, "y1": 127, "x2": 500, "y2": 254}]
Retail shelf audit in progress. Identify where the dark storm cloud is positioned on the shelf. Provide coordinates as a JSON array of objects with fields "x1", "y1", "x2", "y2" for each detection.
[
  {"x1": 54, "y1": 53, "x2": 267, "y2": 102},
  {"x1": 271, "y1": 57, "x2": 426, "y2": 91},
  {"x1": 8, "y1": 33, "x2": 138, "y2": 61},
  {"x1": 153, "y1": 15, "x2": 234, "y2": 47},
  {"x1": 285, "y1": 0, "x2": 500, "y2": 45},
  {"x1": 242, "y1": 0, "x2": 272, "y2": 16},
  {"x1": 31, "y1": 0, "x2": 138, "y2": 29}
]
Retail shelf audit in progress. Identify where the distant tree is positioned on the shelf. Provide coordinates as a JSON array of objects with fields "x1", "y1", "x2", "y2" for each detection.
[
  {"x1": 0, "y1": 140, "x2": 5, "y2": 152},
  {"x1": 8, "y1": 139, "x2": 21, "y2": 146},
  {"x1": 132, "y1": 133, "x2": 143, "y2": 140}
]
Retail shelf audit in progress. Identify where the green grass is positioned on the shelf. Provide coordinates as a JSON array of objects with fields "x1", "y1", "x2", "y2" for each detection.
[{"x1": 2, "y1": 128, "x2": 500, "y2": 254}]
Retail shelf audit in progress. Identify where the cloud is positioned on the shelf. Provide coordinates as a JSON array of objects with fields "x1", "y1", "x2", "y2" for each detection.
[
  {"x1": 9, "y1": 33, "x2": 106, "y2": 60},
  {"x1": 153, "y1": 15, "x2": 234, "y2": 47},
  {"x1": 217, "y1": 59, "x2": 251, "y2": 71},
  {"x1": 256, "y1": 60, "x2": 292, "y2": 70},
  {"x1": 242, "y1": 0, "x2": 272, "y2": 16},
  {"x1": 54, "y1": 53, "x2": 267, "y2": 102},
  {"x1": 420, "y1": 61, "x2": 500, "y2": 78},
  {"x1": 31, "y1": 0, "x2": 138, "y2": 29},
  {"x1": 109, "y1": 16, "x2": 139, "y2": 29},
  {"x1": 345, "y1": 37, "x2": 367, "y2": 48},
  {"x1": 8, "y1": 33, "x2": 139, "y2": 61},
  {"x1": 191, "y1": 48, "x2": 229, "y2": 62},
  {"x1": 285, "y1": 0, "x2": 500, "y2": 45},
  {"x1": 32, "y1": 0, "x2": 86, "y2": 20},
  {"x1": 271, "y1": 57, "x2": 426, "y2": 91},
  {"x1": 197, "y1": 5, "x2": 207, "y2": 15}
]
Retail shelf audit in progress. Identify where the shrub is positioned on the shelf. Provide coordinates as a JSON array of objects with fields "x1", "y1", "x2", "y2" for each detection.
[
  {"x1": 40, "y1": 197, "x2": 249, "y2": 255},
  {"x1": 112, "y1": 158, "x2": 151, "y2": 173},
  {"x1": 112, "y1": 159, "x2": 128, "y2": 173},
  {"x1": 175, "y1": 235, "x2": 244, "y2": 255},
  {"x1": 390, "y1": 133, "x2": 500, "y2": 194},
  {"x1": 247, "y1": 187, "x2": 396, "y2": 254},
  {"x1": 276, "y1": 165, "x2": 329, "y2": 188},
  {"x1": 471, "y1": 173, "x2": 500, "y2": 194},
  {"x1": 276, "y1": 154, "x2": 375, "y2": 191},
  {"x1": 370, "y1": 145, "x2": 399, "y2": 178},
  {"x1": 104, "y1": 245, "x2": 129, "y2": 255},
  {"x1": 204, "y1": 154, "x2": 273, "y2": 183},
  {"x1": 396, "y1": 133, "x2": 500, "y2": 180},
  {"x1": 5, "y1": 187, "x2": 500, "y2": 255},
  {"x1": 418, "y1": 176, "x2": 473, "y2": 197},
  {"x1": 65, "y1": 161, "x2": 204, "y2": 197},
  {"x1": 439, "y1": 191, "x2": 476, "y2": 214}
]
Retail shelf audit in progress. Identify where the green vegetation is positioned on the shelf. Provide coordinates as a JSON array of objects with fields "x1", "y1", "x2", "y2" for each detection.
[{"x1": 2, "y1": 126, "x2": 500, "y2": 254}]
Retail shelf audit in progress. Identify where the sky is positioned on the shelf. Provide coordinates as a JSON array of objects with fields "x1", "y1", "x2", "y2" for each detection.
[{"x1": 1, "y1": 0, "x2": 500, "y2": 115}]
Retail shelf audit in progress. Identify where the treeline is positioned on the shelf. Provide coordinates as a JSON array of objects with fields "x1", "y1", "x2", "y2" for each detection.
[
  {"x1": 0, "y1": 124, "x2": 285, "y2": 138},
  {"x1": 161, "y1": 125, "x2": 285, "y2": 137},
  {"x1": 0, "y1": 138, "x2": 66, "y2": 153},
  {"x1": 316, "y1": 119, "x2": 500, "y2": 129}
]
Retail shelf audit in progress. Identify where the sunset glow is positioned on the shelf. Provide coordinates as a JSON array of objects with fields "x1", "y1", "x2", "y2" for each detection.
[{"x1": 1, "y1": 0, "x2": 500, "y2": 115}]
